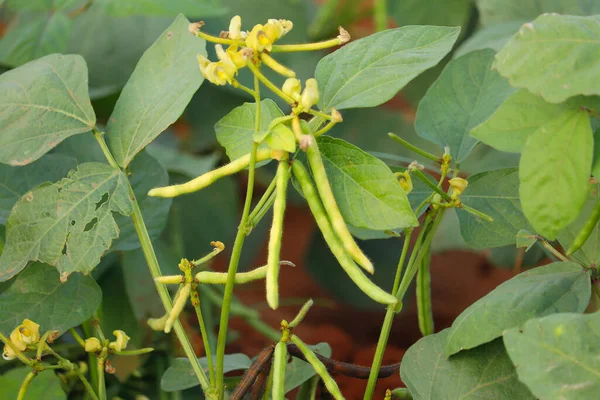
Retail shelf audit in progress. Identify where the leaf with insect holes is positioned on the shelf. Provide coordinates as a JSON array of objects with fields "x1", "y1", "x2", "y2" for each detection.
[
  {"x1": 106, "y1": 14, "x2": 206, "y2": 168},
  {"x1": 0, "y1": 154, "x2": 78, "y2": 224},
  {"x1": 445, "y1": 262, "x2": 590, "y2": 357},
  {"x1": 0, "y1": 163, "x2": 134, "y2": 282},
  {"x1": 415, "y1": 49, "x2": 517, "y2": 162},
  {"x1": 401, "y1": 329, "x2": 535, "y2": 399},
  {"x1": 494, "y1": 14, "x2": 600, "y2": 103},
  {"x1": 503, "y1": 312, "x2": 600, "y2": 400},
  {"x1": 315, "y1": 26, "x2": 460, "y2": 111},
  {"x1": 0, "y1": 54, "x2": 96, "y2": 166},
  {"x1": 0, "y1": 263, "x2": 102, "y2": 335},
  {"x1": 0, "y1": 12, "x2": 72, "y2": 67}
]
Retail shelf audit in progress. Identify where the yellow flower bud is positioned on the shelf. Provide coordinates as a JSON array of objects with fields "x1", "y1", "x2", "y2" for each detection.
[
  {"x1": 282, "y1": 78, "x2": 301, "y2": 101},
  {"x1": 300, "y1": 78, "x2": 320, "y2": 110},
  {"x1": 2, "y1": 344, "x2": 17, "y2": 360},
  {"x1": 431, "y1": 193, "x2": 442, "y2": 210},
  {"x1": 84, "y1": 337, "x2": 102, "y2": 353},
  {"x1": 449, "y1": 177, "x2": 468, "y2": 199},
  {"x1": 228, "y1": 15, "x2": 246, "y2": 40},
  {"x1": 109, "y1": 330, "x2": 130, "y2": 352},
  {"x1": 10, "y1": 319, "x2": 40, "y2": 350},
  {"x1": 226, "y1": 44, "x2": 246, "y2": 69}
]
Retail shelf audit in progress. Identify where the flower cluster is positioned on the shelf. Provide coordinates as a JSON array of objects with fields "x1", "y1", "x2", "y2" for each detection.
[
  {"x1": 2, "y1": 319, "x2": 40, "y2": 360},
  {"x1": 84, "y1": 330, "x2": 130, "y2": 353},
  {"x1": 194, "y1": 16, "x2": 293, "y2": 86}
]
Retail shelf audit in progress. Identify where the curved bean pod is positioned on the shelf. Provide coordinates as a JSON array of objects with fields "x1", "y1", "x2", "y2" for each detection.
[
  {"x1": 267, "y1": 159, "x2": 290, "y2": 309},
  {"x1": 272, "y1": 342, "x2": 288, "y2": 399},
  {"x1": 305, "y1": 140, "x2": 374, "y2": 273},
  {"x1": 148, "y1": 148, "x2": 272, "y2": 198},
  {"x1": 566, "y1": 198, "x2": 600, "y2": 256},
  {"x1": 292, "y1": 160, "x2": 397, "y2": 305},
  {"x1": 290, "y1": 335, "x2": 344, "y2": 400}
]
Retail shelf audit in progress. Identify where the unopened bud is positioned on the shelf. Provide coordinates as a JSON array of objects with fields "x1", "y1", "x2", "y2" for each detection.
[
  {"x1": 449, "y1": 177, "x2": 468, "y2": 199},
  {"x1": 282, "y1": 78, "x2": 301, "y2": 101},
  {"x1": 228, "y1": 16, "x2": 245, "y2": 40},
  {"x1": 84, "y1": 337, "x2": 102, "y2": 353},
  {"x1": 300, "y1": 78, "x2": 319, "y2": 110},
  {"x1": 330, "y1": 108, "x2": 342, "y2": 122}
]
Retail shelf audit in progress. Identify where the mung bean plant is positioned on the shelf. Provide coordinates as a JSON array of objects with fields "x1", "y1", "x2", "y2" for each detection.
[{"x1": 1, "y1": 0, "x2": 600, "y2": 399}]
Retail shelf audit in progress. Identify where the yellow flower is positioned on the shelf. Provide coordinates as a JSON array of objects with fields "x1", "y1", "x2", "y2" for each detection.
[
  {"x1": 300, "y1": 78, "x2": 320, "y2": 110},
  {"x1": 225, "y1": 44, "x2": 246, "y2": 69},
  {"x1": 228, "y1": 15, "x2": 246, "y2": 40},
  {"x1": 84, "y1": 337, "x2": 102, "y2": 353},
  {"x1": 197, "y1": 54, "x2": 211, "y2": 78},
  {"x1": 282, "y1": 78, "x2": 301, "y2": 101},
  {"x1": 2, "y1": 344, "x2": 17, "y2": 360},
  {"x1": 109, "y1": 330, "x2": 130, "y2": 352},
  {"x1": 263, "y1": 19, "x2": 293, "y2": 43},
  {"x1": 246, "y1": 24, "x2": 272, "y2": 52},
  {"x1": 10, "y1": 319, "x2": 40, "y2": 349},
  {"x1": 449, "y1": 177, "x2": 468, "y2": 199}
]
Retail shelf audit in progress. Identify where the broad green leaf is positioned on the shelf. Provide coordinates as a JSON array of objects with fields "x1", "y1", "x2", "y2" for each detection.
[
  {"x1": 0, "y1": 367, "x2": 65, "y2": 400},
  {"x1": 161, "y1": 354, "x2": 252, "y2": 391},
  {"x1": 558, "y1": 182, "x2": 600, "y2": 267},
  {"x1": 475, "y1": 0, "x2": 600, "y2": 26},
  {"x1": 503, "y1": 312, "x2": 600, "y2": 400},
  {"x1": 266, "y1": 124, "x2": 296, "y2": 153},
  {"x1": 393, "y1": 0, "x2": 471, "y2": 30},
  {"x1": 96, "y1": 0, "x2": 227, "y2": 17},
  {"x1": 113, "y1": 151, "x2": 172, "y2": 251},
  {"x1": 494, "y1": 14, "x2": 600, "y2": 103},
  {"x1": 146, "y1": 143, "x2": 219, "y2": 177},
  {"x1": 401, "y1": 329, "x2": 535, "y2": 400},
  {"x1": 0, "y1": 163, "x2": 134, "y2": 281},
  {"x1": 0, "y1": 13, "x2": 72, "y2": 67},
  {"x1": 315, "y1": 26, "x2": 460, "y2": 111},
  {"x1": 0, "y1": 54, "x2": 96, "y2": 166},
  {"x1": 4, "y1": 0, "x2": 84, "y2": 12},
  {"x1": 215, "y1": 99, "x2": 283, "y2": 161},
  {"x1": 68, "y1": 4, "x2": 172, "y2": 98},
  {"x1": 470, "y1": 90, "x2": 592, "y2": 153},
  {"x1": 0, "y1": 263, "x2": 102, "y2": 335},
  {"x1": 445, "y1": 262, "x2": 590, "y2": 357},
  {"x1": 106, "y1": 14, "x2": 206, "y2": 168},
  {"x1": 415, "y1": 49, "x2": 517, "y2": 162},
  {"x1": 284, "y1": 343, "x2": 331, "y2": 393},
  {"x1": 454, "y1": 21, "x2": 524, "y2": 58},
  {"x1": 122, "y1": 241, "x2": 180, "y2": 321},
  {"x1": 519, "y1": 108, "x2": 593, "y2": 239},
  {"x1": 457, "y1": 168, "x2": 532, "y2": 248},
  {"x1": 0, "y1": 154, "x2": 78, "y2": 224},
  {"x1": 431, "y1": 209, "x2": 469, "y2": 253},
  {"x1": 318, "y1": 136, "x2": 418, "y2": 230}
]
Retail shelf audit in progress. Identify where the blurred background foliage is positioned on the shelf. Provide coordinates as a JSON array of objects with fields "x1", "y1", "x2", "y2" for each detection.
[{"x1": 1, "y1": 0, "x2": 590, "y2": 397}]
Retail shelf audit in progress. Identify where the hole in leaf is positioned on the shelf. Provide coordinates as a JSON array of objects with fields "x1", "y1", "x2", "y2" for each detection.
[
  {"x1": 95, "y1": 193, "x2": 109, "y2": 210},
  {"x1": 43, "y1": 211, "x2": 50, "y2": 218},
  {"x1": 70, "y1": 220, "x2": 76, "y2": 226},
  {"x1": 84, "y1": 217, "x2": 98, "y2": 232},
  {"x1": 61, "y1": 243, "x2": 68, "y2": 255}
]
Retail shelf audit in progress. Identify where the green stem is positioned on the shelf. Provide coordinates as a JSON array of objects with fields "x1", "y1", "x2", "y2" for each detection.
[
  {"x1": 247, "y1": 60, "x2": 295, "y2": 104},
  {"x1": 74, "y1": 366, "x2": 100, "y2": 400},
  {"x1": 215, "y1": 75, "x2": 262, "y2": 399},
  {"x1": 69, "y1": 328, "x2": 86, "y2": 348},
  {"x1": 82, "y1": 321, "x2": 98, "y2": 394},
  {"x1": 97, "y1": 353, "x2": 106, "y2": 400},
  {"x1": 305, "y1": 108, "x2": 334, "y2": 121},
  {"x1": 191, "y1": 285, "x2": 216, "y2": 385},
  {"x1": 17, "y1": 371, "x2": 36, "y2": 400},
  {"x1": 460, "y1": 204, "x2": 494, "y2": 222},
  {"x1": 92, "y1": 129, "x2": 211, "y2": 393},
  {"x1": 388, "y1": 133, "x2": 439, "y2": 163},
  {"x1": 539, "y1": 238, "x2": 570, "y2": 263},
  {"x1": 412, "y1": 169, "x2": 452, "y2": 202},
  {"x1": 374, "y1": 0, "x2": 388, "y2": 31}
]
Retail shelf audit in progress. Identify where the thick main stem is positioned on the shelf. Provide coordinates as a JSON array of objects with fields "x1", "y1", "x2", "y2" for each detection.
[
  {"x1": 215, "y1": 74, "x2": 262, "y2": 399},
  {"x1": 92, "y1": 130, "x2": 211, "y2": 393}
]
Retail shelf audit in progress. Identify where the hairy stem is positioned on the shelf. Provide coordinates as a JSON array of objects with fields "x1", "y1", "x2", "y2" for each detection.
[{"x1": 215, "y1": 74, "x2": 262, "y2": 399}]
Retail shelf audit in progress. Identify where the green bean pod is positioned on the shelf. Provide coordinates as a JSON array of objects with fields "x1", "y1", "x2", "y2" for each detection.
[
  {"x1": 305, "y1": 140, "x2": 374, "y2": 274},
  {"x1": 195, "y1": 266, "x2": 267, "y2": 285},
  {"x1": 164, "y1": 283, "x2": 191, "y2": 333},
  {"x1": 290, "y1": 335, "x2": 344, "y2": 400},
  {"x1": 566, "y1": 198, "x2": 600, "y2": 256},
  {"x1": 148, "y1": 148, "x2": 272, "y2": 198},
  {"x1": 292, "y1": 160, "x2": 397, "y2": 305},
  {"x1": 416, "y1": 248, "x2": 434, "y2": 336},
  {"x1": 267, "y1": 159, "x2": 290, "y2": 310},
  {"x1": 272, "y1": 342, "x2": 288, "y2": 399}
]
